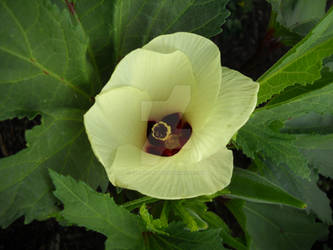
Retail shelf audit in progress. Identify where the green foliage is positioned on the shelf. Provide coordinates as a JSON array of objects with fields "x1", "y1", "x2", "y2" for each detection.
[
  {"x1": 52, "y1": 0, "x2": 115, "y2": 87},
  {"x1": 50, "y1": 170, "x2": 146, "y2": 250},
  {"x1": 197, "y1": 208, "x2": 248, "y2": 250},
  {"x1": 267, "y1": 68, "x2": 333, "y2": 105},
  {"x1": 0, "y1": 0, "x2": 107, "y2": 228},
  {"x1": 237, "y1": 77, "x2": 333, "y2": 178},
  {"x1": 227, "y1": 168, "x2": 306, "y2": 208},
  {"x1": 258, "y1": 7, "x2": 333, "y2": 104},
  {"x1": 112, "y1": 0, "x2": 230, "y2": 62},
  {"x1": 241, "y1": 202, "x2": 328, "y2": 250},
  {"x1": 139, "y1": 203, "x2": 168, "y2": 235},
  {"x1": 268, "y1": 0, "x2": 326, "y2": 37},
  {"x1": 296, "y1": 134, "x2": 333, "y2": 179},
  {"x1": 256, "y1": 158, "x2": 332, "y2": 224},
  {"x1": 50, "y1": 171, "x2": 227, "y2": 250},
  {"x1": 145, "y1": 223, "x2": 225, "y2": 250}
]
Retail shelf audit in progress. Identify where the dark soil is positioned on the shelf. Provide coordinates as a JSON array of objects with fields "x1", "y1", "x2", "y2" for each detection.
[{"x1": 0, "y1": 0, "x2": 332, "y2": 249}]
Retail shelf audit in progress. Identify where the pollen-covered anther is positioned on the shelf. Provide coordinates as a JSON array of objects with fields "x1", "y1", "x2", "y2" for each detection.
[{"x1": 151, "y1": 121, "x2": 171, "y2": 141}]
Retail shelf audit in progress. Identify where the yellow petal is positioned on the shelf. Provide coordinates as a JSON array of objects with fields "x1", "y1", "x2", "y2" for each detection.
[
  {"x1": 144, "y1": 32, "x2": 222, "y2": 128},
  {"x1": 108, "y1": 144, "x2": 233, "y2": 199},
  {"x1": 193, "y1": 67, "x2": 259, "y2": 159},
  {"x1": 84, "y1": 87, "x2": 151, "y2": 167},
  {"x1": 101, "y1": 48, "x2": 197, "y2": 120}
]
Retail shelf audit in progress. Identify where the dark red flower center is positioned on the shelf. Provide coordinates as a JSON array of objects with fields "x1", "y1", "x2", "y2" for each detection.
[{"x1": 145, "y1": 113, "x2": 192, "y2": 157}]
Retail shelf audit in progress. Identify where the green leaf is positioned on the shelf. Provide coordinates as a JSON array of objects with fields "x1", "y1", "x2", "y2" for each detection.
[
  {"x1": 0, "y1": 109, "x2": 107, "y2": 228},
  {"x1": 53, "y1": 0, "x2": 115, "y2": 88},
  {"x1": 172, "y1": 201, "x2": 208, "y2": 232},
  {"x1": 242, "y1": 202, "x2": 328, "y2": 250},
  {"x1": 267, "y1": 0, "x2": 326, "y2": 36},
  {"x1": 296, "y1": 134, "x2": 333, "y2": 179},
  {"x1": 268, "y1": 68, "x2": 333, "y2": 106},
  {"x1": 49, "y1": 170, "x2": 145, "y2": 250},
  {"x1": 237, "y1": 80, "x2": 333, "y2": 178},
  {"x1": 146, "y1": 223, "x2": 225, "y2": 250},
  {"x1": 112, "y1": 0, "x2": 230, "y2": 62},
  {"x1": 0, "y1": 0, "x2": 96, "y2": 118},
  {"x1": 256, "y1": 157, "x2": 332, "y2": 224},
  {"x1": 140, "y1": 203, "x2": 168, "y2": 235},
  {"x1": 227, "y1": 168, "x2": 306, "y2": 208},
  {"x1": 198, "y1": 210, "x2": 248, "y2": 250},
  {"x1": 283, "y1": 112, "x2": 333, "y2": 134},
  {"x1": 257, "y1": 7, "x2": 333, "y2": 104},
  {"x1": 224, "y1": 200, "x2": 251, "y2": 246},
  {"x1": 0, "y1": 0, "x2": 107, "y2": 227}
]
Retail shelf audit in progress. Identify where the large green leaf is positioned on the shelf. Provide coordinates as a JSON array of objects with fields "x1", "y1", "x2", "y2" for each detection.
[
  {"x1": 0, "y1": 0, "x2": 107, "y2": 228},
  {"x1": 227, "y1": 168, "x2": 306, "y2": 208},
  {"x1": 236, "y1": 80, "x2": 333, "y2": 178},
  {"x1": 50, "y1": 170, "x2": 145, "y2": 250},
  {"x1": 112, "y1": 0, "x2": 230, "y2": 62},
  {"x1": 257, "y1": 7, "x2": 333, "y2": 104},
  {"x1": 242, "y1": 202, "x2": 328, "y2": 250}
]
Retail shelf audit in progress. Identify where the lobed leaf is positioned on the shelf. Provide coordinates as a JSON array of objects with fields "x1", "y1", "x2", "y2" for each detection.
[{"x1": 0, "y1": 0, "x2": 107, "y2": 228}]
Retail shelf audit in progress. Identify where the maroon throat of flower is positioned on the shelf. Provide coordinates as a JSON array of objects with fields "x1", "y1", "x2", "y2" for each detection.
[{"x1": 145, "y1": 113, "x2": 192, "y2": 157}]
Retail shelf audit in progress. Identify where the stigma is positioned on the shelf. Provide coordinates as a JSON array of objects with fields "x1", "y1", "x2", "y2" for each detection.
[
  {"x1": 151, "y1": 121, "x2": 171, "y2": 141},
  {"x1": 145, "y1": 113, "x2": 192, "y2": 157}
]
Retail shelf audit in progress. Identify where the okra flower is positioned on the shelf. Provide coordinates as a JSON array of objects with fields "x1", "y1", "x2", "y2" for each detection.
[{"x1": 84, "y1": 32, "x2": 259, "y2": 199}]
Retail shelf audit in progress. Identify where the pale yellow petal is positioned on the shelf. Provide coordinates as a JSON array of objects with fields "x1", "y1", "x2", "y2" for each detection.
[
  {"x1": 101, "y1": 48, "x2": 198, "y2": 121},
  {"x1": 84, "y1": 87, "x2": 151, "y2": 167},
  {"x1": 144, "y1": 32, "x2": 222, "y2": 128},
  {"x1": 191, "y1": 67, "x2": 259, "y2": 159},
  {"x1": 107, "y1": 144, "x2": 233, "y2": 199}
]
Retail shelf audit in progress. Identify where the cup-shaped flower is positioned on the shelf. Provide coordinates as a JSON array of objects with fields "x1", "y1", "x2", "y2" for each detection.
[{"x1": 84, "y1": 32, "x2": 259, "y2": 199}]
